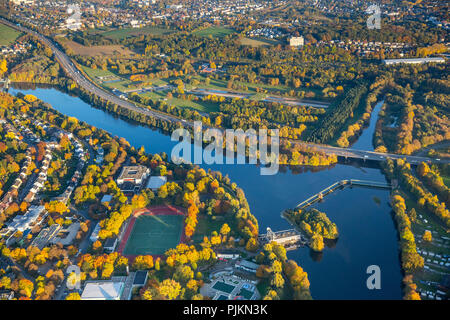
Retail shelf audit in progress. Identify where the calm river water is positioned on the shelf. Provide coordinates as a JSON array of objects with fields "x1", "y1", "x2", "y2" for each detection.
[{"x1": 9, "y1": 86, "x2": 402, "y2": 300}]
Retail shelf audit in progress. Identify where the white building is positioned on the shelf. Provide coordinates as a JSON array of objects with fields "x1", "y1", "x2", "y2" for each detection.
[
  {"x1": 11, "y1": 0, "x2": 34, "y2": 5},
  {"x1": 289, "y1": 36, "x2": 304, "y2": 47},
  {"x1": 117, "y1": 166, "x2": 150, "y2": 193},
  {"x1": 7, "y1": 205, "x2": 45, "y2": 232},
  {"x1": 90, "y1": 223, "x2": 101, "y2": 242},
  {"x1": 383, "y1": 57, "x2": 446, "y2": 65},
  {"x1": 116, "y1": 166, "x2": 150, "y2": 185},
  {"x1": 65, "y1": 18, "x2": 82, "y2": 31},
  {"x1": 81, "y1": 281, "x2": 125, "y2": 300}
]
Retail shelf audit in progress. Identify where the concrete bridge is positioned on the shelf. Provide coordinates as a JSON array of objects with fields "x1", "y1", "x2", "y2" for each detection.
[{"x1": 294, "y1": 179, "x2": 391, "y2": 210}]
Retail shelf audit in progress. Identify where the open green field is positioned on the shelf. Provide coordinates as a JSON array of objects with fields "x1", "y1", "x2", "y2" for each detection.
[
  {"x1": 167, "y1": 97, "x2": 220, "y2": 113},
  {"x1": 123, "y1": 214, "x2": 184, "y2": 255},
  {"x1": 81, "y1": 65, "x2": 119, "y2": 79},
  {"x1": 141, "y1": 91, "x2": 220, "y2": 113},
  {"x1": 192, "y1": 216, "x2": 224, "y2": 243},
  {"x1": 99, "y1": 26, "x2": 175, "y2": 40},
  {"x1": 187, "y1": 74, "x2": 318, "y2": 96},
  {"x1": 80, "y1": 62, "x2": 327, "y2": 113},
  {"x1": 442, "y1": 176, "x2": 450, "y2": 188},
  {"x1": 0, "y1": 23, "x2": 23, "y2": 46},
  {"x1": 193, "y1": 26, "x2": 236, "y2": 38}
]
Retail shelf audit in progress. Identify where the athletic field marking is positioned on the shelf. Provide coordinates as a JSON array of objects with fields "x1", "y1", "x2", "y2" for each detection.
[{"x1": 147, "y1": 214, "x2": 171, "y2": 227}]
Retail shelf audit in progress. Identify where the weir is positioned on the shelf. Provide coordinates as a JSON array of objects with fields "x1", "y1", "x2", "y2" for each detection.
[{"x1": 294, "y1": 179, "x2": 391, "y2": 210}]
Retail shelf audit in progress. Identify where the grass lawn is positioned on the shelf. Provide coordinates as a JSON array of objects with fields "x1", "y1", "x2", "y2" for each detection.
[
  {"x1": 80, "y1": 64, "x2": 326, "y2": 111},
  {"x1": 81, "y1": 65, "x2": 173, "y2": 93},
  {"x1": 443, "y1": 176, "x2": 450, "y2": 188},
  {"x1": 80, "y1": 65, "x2": 136, "y2": 91},
  {"x1": 167, "y1": 98, "x2": 220, "y2": 113},
  {"x1": 80, "y1": 65, "x2": 119, "y2": 79},
  {"x1": 192, "y1": 215, "x2": 224, "y2": 243},
  {"x1": 103, "y1": 79, "x2": 139, "y2": 91},
  {"x1": 188, "y1": 74, "x2": 311, "y2": 96},
  {"x1": 256, "y1": 278, "x2": 270, "y2": 297},
  {"x1": 193, "y1": 26, "x2": 236, "y2": 38},
  {"x1": 400, "y1": 189, "x2": 447, "y2": 239},
  {"x1": 0, "y1": 23, "x2": 23, "y2": 46},
  {"x1": 100, "y1": 26, "x2": 175, "y2": 40},
  {"x1": 139, "y1": 91, "x2": 220, "y2": 113},
  {"x1": 123, "y1": 214, "x2": 184, "y2": 255},
  {"x1": 149, "y1": 78, "x2": 170, "y2": 86}
]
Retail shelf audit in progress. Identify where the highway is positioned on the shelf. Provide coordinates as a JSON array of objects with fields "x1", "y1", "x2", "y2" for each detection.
[{"x1": 1, "y1": 18, "x2": 449, "y2": 165}]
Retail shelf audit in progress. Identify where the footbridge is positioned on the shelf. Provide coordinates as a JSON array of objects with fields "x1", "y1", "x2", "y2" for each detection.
[{"x1": 294, "y1": 179, "x2": 391, "y2": 210}]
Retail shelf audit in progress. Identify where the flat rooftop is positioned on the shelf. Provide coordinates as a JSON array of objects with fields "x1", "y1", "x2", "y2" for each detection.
[
  {"x1": 133, "y1": 270, "x2": 148, "y2": 286},
  {"x1": 117, "y1": 166, "x2": 149, "y2": 181},
  {"x1": 81, "y1": 281, "x2": 124, "y2": 300},
  {"x1": 383, "y1": 57, "x2": 446, "y2": 64},
  {"x1": 146, "y1": 176, "x2": 167, "y2": 190},
  {"x1": 101, "y1": 194, "x2": 113, "y2": 203}
]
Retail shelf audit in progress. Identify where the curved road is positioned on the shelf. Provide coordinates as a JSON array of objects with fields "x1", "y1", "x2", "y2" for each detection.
[{"x1": 2, "y1": 18, "x2": 449, "y2": 165}]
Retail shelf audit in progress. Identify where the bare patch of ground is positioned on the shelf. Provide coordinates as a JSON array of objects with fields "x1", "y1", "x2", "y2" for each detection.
[{"x1": 64, "y1": 40, "x2": 134, "y2": 56}]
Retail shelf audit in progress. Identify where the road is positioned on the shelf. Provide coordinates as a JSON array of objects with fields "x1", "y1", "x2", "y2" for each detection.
[
  {"x1": 1, "y1": 18, "x2": 449, "y2": 165},
  {"x1": 413, "y1": 140, "x2": 450, "y2": 158}
]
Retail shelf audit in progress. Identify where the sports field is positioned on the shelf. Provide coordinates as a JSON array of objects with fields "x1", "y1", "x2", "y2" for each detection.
[
  {"x1": 121, "y1": 206, "x2": 185, "y2": 256},
  {"x1": 193, "y1": 26, "x2": 235, "y2": 38}
]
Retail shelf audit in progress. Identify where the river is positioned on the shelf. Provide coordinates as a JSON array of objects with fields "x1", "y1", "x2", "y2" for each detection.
[
  {"x1": 351, "y1": 100, "x2": 384, "y2": 151},
  {"x1": 9, "y1": 85, "x2": 402, "y2": 300}
]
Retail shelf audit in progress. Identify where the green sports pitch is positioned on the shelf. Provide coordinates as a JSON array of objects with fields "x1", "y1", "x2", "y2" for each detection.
[{"x1": 122, "y1": 214, "x2": 184, "y2": 256}]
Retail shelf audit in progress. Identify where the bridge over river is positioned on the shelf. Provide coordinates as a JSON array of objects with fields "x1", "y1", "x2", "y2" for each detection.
[{"x1": 1, "y1": 18, "x2": 448, "y2": 167}]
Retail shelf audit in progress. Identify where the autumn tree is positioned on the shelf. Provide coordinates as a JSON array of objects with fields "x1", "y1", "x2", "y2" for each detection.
[
  {"x1": 310, "y1": 234, "x2": 324, "y2": 252},
  {"x1": 158, "y1": 279, "x2": 181, "y2": 300},
  {"x1": 422, "y1": 230, "x2": 432, "y2": 242}
]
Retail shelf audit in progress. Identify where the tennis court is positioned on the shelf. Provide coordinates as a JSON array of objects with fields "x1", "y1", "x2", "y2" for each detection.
[
  {"x1": 122, "y1": 213, "x2": 184, "y2": 256},
  {"x1": 212, "y1": 281, "x2": 236, "y2": 294},
  {"x1": 237, "y1": 288, "x2": 254, "y2": 300}
]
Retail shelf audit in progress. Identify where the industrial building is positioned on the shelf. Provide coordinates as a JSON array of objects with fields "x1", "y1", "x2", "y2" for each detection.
[
  {"x1": 234, "y1": 260, "x2": 259, "y2": 274},
  {"x1": 383, "y1": 57, "x2": 445, "y2": 65},
  {"x1": 289, "y1": 36, "x2": 304, "y2": 47}
]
